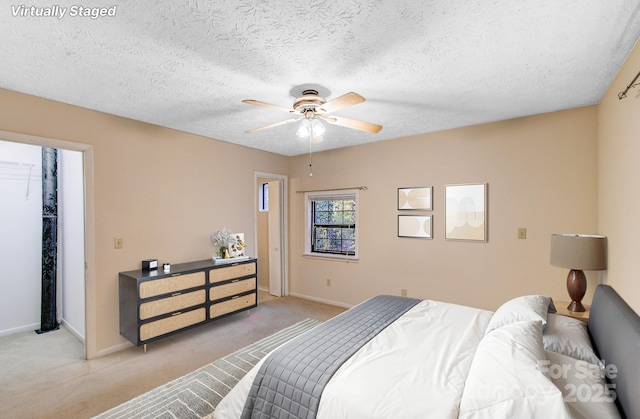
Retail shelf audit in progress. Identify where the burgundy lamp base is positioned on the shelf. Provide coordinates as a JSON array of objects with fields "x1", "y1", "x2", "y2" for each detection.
[{"x1": 566, "y1": 269, "x2": 587, "y2": 312}]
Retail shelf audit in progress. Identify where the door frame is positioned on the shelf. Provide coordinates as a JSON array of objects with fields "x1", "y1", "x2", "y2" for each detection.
[
  {"x1": 254, "y1": 172, "x2": 288, "y2": 296},
  {"x1": 0, "y1": 129, "x2": 96, "y2": 359}
]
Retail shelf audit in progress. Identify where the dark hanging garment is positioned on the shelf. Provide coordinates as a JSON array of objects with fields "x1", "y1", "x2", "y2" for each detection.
[{"x1": 37, "y1": 147, "x2": 59, "y2": 334}]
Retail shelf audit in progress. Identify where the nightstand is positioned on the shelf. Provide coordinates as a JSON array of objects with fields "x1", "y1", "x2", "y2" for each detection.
[{"x1": 555, "y1": 301, "x2": 590, "y2": 323}]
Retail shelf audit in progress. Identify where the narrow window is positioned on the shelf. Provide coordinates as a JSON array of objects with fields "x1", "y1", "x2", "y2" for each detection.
[{"x1": 259, "y1": 182, "x2": 269, "y2": 212}]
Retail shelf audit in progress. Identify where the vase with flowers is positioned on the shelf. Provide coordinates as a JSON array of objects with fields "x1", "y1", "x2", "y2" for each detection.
[{"x1": 212, "y1": 227, "x2": 232, "y2": 259}]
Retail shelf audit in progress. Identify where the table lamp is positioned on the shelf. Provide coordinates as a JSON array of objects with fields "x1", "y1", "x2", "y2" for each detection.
[{"x1": 550, "y1": 234, "x2": 607, "y2": 312}]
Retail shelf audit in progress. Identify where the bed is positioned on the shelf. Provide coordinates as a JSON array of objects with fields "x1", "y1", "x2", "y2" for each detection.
[{"x1": 214, "y1": 284, "x2": 640, "y2": 418}]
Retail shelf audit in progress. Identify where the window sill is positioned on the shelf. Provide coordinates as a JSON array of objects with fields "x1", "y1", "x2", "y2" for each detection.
[{"x1": 303, "y1": 253, "x2": 359, "y2": 262}]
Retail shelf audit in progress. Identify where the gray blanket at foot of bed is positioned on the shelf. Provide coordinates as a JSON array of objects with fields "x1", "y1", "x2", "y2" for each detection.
[{"x1": 240, "y1": 295, "x2": 421, "y2": 419}]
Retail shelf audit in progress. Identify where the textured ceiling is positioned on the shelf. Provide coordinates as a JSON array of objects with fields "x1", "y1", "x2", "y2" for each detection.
[{"x1": 1, "y1": 1, "x2": 639, "y2": 156}]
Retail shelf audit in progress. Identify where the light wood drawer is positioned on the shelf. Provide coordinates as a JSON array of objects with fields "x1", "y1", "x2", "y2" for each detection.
[
  {"x1": 139, "y1": 290, "x2": 206, "y2": 320},
  {"x1": 210, "y1": 293, "x2": 256, "y2": 318},
  {"x1": 210, "y1": 278, "x2": 256, "y2": 301},
  {"x1": 209, "y1": 263, "x2": 256, "y2": 284},
  {"x1": 139, "y1": 271, "x2": 205, "y2": 299},
  {"x1": 139, "y1": 308, "x2": 206, "y2": 341}
]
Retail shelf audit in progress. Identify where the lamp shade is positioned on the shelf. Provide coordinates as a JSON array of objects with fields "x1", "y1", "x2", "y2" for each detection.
[{"x1": 550, "y1": 234, "x2": 607, "y2": 271}]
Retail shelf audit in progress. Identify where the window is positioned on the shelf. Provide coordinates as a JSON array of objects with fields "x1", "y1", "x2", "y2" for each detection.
[
  {"x1": 305, "y1": 190, "x2": 358, "y2": 259},
  {"x1": 259, "y1": 182, "x2": 269, "y2": 211}
]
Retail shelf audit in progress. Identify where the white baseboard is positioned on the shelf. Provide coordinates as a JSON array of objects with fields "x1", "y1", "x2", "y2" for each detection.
[
  {"x1": 1, "y1": 320, "x2": 131, "y2": 359},
  {"x1": 0, "y1": 322, "x2": 40, "y2": 337},
  {"x1": 0, "y1": 320, "x2": 86, "y2": 344},
  {"x1": 60, "y1": 319, "x2": 85, "y2": 343},
  {"x1": 258, "y1": 286, "x2": 352, "y2": 309},
  {"x1": 288, "y1": 292, "x2": 353, "y2": 309},
  {"x1": 94, "y1": 341, "x2": 134, "y2": 358}
]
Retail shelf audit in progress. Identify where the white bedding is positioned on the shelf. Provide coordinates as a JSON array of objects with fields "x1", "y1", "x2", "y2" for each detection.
[
  {"x1": 214, "y1": 295, "x2": 617, "y2": 418},
  {"x1": 215, "y1": 299, "x2": 492, "y2": 418},
  {"x1": 459, "y1": 320, "x2": 571, "y2": 418}
]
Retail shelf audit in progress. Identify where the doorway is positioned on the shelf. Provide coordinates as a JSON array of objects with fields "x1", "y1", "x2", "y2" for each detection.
[
  {"x1": 255, "y1": 172, "x2": 288, "y2": 297},
  {"x1": 0, "y1": 129, "x2": 96, "y2": 359}
]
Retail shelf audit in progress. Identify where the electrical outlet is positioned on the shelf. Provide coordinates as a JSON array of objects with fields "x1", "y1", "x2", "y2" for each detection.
[
  {"x1": 517, "y1": 228, "x2": 527, "y2": 239},
  {"x1": 114, "y1": 237, "x2": 123, "y2": 249},
  {"x1": 401, "y1": 289, "x2": 408, "y2": 297},
  {"x1": 326, "y1": 278, "x2": 331, "y2": 287}
]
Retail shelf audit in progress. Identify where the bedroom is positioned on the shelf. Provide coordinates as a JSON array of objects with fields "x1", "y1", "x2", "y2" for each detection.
[
  {"x1": 0, "y1": 1, "x2": 639, "y2": 417},
  {"x1": 1, "y1": 48, "x2": 639, "y2": 358}
]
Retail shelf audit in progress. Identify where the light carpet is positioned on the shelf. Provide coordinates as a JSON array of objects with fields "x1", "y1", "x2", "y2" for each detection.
[{"x1": 93, "y1": 318, "x2": 320, "y2": 419}]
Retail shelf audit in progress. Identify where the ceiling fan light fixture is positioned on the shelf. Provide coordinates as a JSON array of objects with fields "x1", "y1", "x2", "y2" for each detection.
[
  {"x1": 311, "y1": 118, "x2": 326, "y2": 138},
  {"x1": 293, "y1": 89, "x2": 326, "y2": 112},
  {"x1": 296, "y1": 117, "x2": 325, "y2": 140},
  {"x1": 243, "y1": 89, "x2": 381, "y2": 136}
]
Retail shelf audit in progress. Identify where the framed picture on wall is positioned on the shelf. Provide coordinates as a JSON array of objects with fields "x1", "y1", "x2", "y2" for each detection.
[
  {"x1": 398, "y1": 215, "x2": 433, "y2": 239},
  {"x1": 398, "y1": 186, "x2": 432, "y2": 210},
  {"x1": 445, "y1": 183, "x2": 487, "y2": 242}
]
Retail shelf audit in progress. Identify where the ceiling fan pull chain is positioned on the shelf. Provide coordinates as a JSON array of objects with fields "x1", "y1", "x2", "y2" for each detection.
[{"x1": 308, "y1": 135, "x2": 313, "y2": 177}]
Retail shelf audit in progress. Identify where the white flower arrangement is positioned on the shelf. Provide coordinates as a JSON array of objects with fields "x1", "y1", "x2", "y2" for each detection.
[{"x1": 211, "y1": 227, "x2": 232, "y2": 249}]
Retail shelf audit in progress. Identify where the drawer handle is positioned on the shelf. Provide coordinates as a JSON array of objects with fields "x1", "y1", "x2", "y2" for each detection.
[
  {"x1": 232, "y1": 295, "x2": 240, "y2": 299},
  {"x1": 172, "y1": 311, "x2": 182, "y2": 316},
  {"x1": 231, "y1": 279, "x2": 240, "y2": 283},
  {"x1": 172, "y1": 292, "x2": 182, "y2": 297},
  {"x1": 171, "y1": 273, "x2": 182, "y2": 277}
]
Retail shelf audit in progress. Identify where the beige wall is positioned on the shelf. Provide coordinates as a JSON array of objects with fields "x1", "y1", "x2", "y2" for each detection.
[
  {"x1": 0, "y1": 88, "x2": 289, "y2": 357},
  {"x1": 2, "y1": 40, "x2": 638, "y2": 356},
  {"x1": 598, "y1": 41, "x2": 640, "y2": 312},
  {"x1": 289, "y1": 107, "x2": 600, "y2": 311}
]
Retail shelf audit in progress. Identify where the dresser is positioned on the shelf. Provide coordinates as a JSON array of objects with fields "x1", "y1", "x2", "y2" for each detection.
[{"x1": 119, "y1": 258, "x2": 257, "y2": 352}]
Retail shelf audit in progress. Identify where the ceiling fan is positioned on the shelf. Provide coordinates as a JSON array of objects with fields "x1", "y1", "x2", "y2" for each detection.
[{"x1": 242, "y1": 89, "x2": 383, "y2": 136}]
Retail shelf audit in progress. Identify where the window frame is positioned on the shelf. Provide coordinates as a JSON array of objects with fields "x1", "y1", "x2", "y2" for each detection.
[
  {"x1": 304, "y1": 189, "x2": 359, "y2": 260},
  {"x1": 259, "y1": 182, "x2": 269, "y2": 212}
]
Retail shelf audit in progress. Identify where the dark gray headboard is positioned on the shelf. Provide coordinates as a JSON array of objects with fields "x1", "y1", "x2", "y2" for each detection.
[{"x1": 588, "y1": 284, "x2": 640, "y2": 419}]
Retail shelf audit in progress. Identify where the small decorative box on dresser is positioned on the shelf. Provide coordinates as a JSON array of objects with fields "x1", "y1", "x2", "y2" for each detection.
[{"x1": 119, "y1": 258, "x2": 257, "y2": 352}]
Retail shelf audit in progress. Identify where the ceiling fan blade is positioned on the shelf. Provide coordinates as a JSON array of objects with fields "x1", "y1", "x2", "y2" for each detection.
[
  {"x1": 242, "y1": 99, "x2": 294, "y2": 113},
  {"x1": 320, "y1": 92, "x2": 365, "y2": 114},
  {"x1": 246, "y1": 117, "x2": 302, "y2": 134},
  {"x1": 321, "y1": 115, "x2": 382, "y2": 134}
]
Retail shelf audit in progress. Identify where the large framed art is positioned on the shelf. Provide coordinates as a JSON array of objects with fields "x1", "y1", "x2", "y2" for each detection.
[{"x1": 445, "y1": 183, "x2": 487, "y2": 242}]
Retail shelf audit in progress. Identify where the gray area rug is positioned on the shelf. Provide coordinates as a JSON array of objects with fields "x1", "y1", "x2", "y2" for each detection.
[{"x1": 93, "y1": 318, "x2": 320, "y2": 419}]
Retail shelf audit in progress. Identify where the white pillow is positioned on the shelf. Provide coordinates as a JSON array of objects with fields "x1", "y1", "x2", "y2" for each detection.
[
  {"x1": 543, "y1": 314, "x2": 602, "y2": 366},
  {"x1": 485, "y1": 295, "x2": 556, "y2": 336},
  {"x1": 544, "y1": 350, "x2": 621, "y2": 419},
  {"x1": 459, "y1": 320, "x2": 572, "y2": 419}
]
